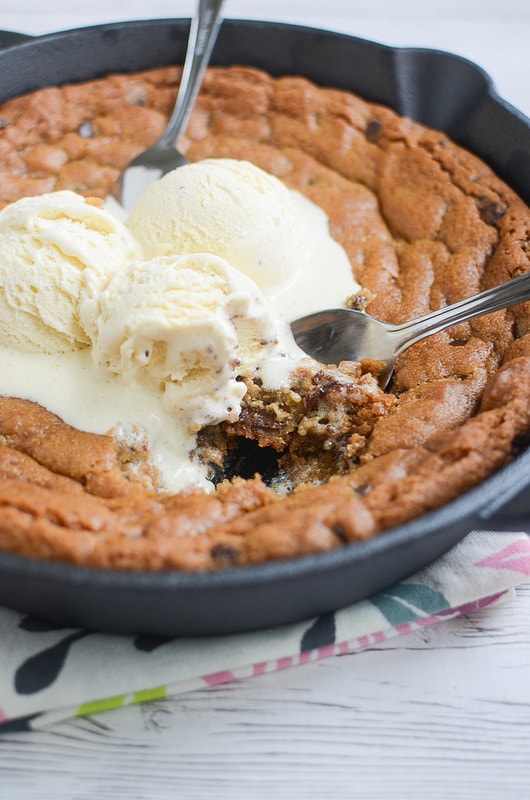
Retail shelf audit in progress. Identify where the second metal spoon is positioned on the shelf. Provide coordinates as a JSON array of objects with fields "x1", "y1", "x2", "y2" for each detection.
[
  {"x1": 116, "y1": 0, "x2": 224, "y2": 212},
  {"x1": 291, "y1": 272, "x2": 530, "y2": 388}
]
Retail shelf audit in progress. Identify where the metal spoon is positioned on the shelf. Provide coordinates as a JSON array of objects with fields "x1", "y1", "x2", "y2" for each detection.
[
  {"x1": 116, "y1": 0, "x2": 224, "y2": 212},
  {"x1": 291, "y1": 271, "x2": 530, "y2": 388}
]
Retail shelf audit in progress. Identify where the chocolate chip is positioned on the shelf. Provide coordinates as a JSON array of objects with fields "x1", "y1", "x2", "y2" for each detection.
[
  {"x1": 449, "y1": 338, "x2": 468, "y2": 347},
  {"x1": 348, "y1": 294, "x2": 370, "y2": 312},
  {"x1": 478, "y1": 198, "x2": 506, "y2": 226},
  {"x1": 514, "y1": 318, "x2": 530, "y2": 339},
  {"x1": 0, "y1": 118, "x2": 11, "y2": 130},
  {"x1": 365, "y1": 120, "x2": 383, "y2": 143},
  {"x1": 211, "y1": 542, "x2": 239, "y2": 566},
  {"x1": 354, "y1": 483, "x2": 372, "y2": 496},
  {"x1": 331, "y1": 523, "x2": 347, "y2": 543}
]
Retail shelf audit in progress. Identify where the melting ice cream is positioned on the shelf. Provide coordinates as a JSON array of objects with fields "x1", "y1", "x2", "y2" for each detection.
[{"x1": 0, "y1": 159, "x2": 359, "y2": 490}]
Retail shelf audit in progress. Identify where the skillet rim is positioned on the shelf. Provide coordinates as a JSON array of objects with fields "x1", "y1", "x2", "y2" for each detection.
[{"x1": 0, "y1": 18, "x2": 529, "y2": 635}]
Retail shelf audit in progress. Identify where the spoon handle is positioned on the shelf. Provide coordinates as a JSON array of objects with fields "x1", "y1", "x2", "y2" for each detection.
[
  {"x1": 391, "y1": 271, "x2": 530, "y2": 354},
  {"x1": 157, "y1": 0, "x2": 224, "y2": 148}
]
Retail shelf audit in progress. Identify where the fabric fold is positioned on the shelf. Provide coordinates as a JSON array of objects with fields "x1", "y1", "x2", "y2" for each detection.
[{"x1": 0, "y1": 530, "x2": 528, "y2": 731}]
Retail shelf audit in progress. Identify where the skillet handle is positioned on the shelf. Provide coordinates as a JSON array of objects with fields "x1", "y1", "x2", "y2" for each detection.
[{"x1": 0, "y1": 30, "x2": 33, "y2": 51}]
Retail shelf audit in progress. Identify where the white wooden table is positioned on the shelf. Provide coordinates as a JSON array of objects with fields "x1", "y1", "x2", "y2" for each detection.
[{"x1": 1, "y1": 2, "x2": 530, "y2": 797}]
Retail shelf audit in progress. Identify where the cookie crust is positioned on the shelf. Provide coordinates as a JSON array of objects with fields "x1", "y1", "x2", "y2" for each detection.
[{"x1": 1, "y1": 66, "x2": 530, "y2": 570}]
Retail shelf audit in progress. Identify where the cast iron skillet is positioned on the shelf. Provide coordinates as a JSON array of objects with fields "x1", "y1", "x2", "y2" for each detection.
[{"x1": 0, "y1": 19, "x2": 529, "y2": 636}]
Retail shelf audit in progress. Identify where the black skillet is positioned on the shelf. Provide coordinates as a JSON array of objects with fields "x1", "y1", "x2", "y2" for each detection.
[{"x1": 0, "y1": 19, "x2": 529, "y2": 636}]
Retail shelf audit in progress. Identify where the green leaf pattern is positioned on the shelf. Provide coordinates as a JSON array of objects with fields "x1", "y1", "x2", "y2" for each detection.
[{"x1": 369, "y1": 583, "x2": 451, "y2": 626}]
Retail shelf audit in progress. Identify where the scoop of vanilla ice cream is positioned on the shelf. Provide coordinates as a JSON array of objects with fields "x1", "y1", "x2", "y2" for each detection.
[
  {"x1": 126, "y1": 159, "x2": 309, "y2": 290},
  {"x1": 0, "y1": 191, "x2": 139, "y2": 354},
  {"x1": 80, "y1": 252, "x2": 282, "y2": 431}
]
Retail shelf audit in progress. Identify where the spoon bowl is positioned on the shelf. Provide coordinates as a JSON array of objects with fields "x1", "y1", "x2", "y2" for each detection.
[
  {"x1": 291, "y1": 271, "x2": 530, "y2": 388},
  {"x1": 116, "y1": 0, "x2": 224, "y2": 212}
]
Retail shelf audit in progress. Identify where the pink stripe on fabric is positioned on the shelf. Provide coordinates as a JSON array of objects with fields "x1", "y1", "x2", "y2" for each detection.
[
  {"x1": 196, "y1": 591, "x2": 512, "y2": 692},
  {"x1": 475, "y1": 539, "x2": 530, "y2": 576},
  {"x1": 395, "y1": 623, "x2": 412, "y2": 635},
  {"x1": 317, "y1": 644, "x2": 336, "y2": 659},
  {"x1": 454, "y1": 591, "x2": 508, "y2": 615},
  {"x1": 202, "y1": 669, "x2": 238, "y2": 686},
  {"x1": 415, "y1": 614, "x2": 443, "y2": 628}
]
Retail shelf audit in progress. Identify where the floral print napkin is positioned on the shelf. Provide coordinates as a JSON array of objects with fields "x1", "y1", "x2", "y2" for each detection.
[{"x1": 1, "y1": 530, "x2": 529, "y2": 731}]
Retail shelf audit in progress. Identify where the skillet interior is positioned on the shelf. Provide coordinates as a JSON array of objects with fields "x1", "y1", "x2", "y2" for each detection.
[{"x1": 0, "y1": 19, "x2": 529, "y2": 636}]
